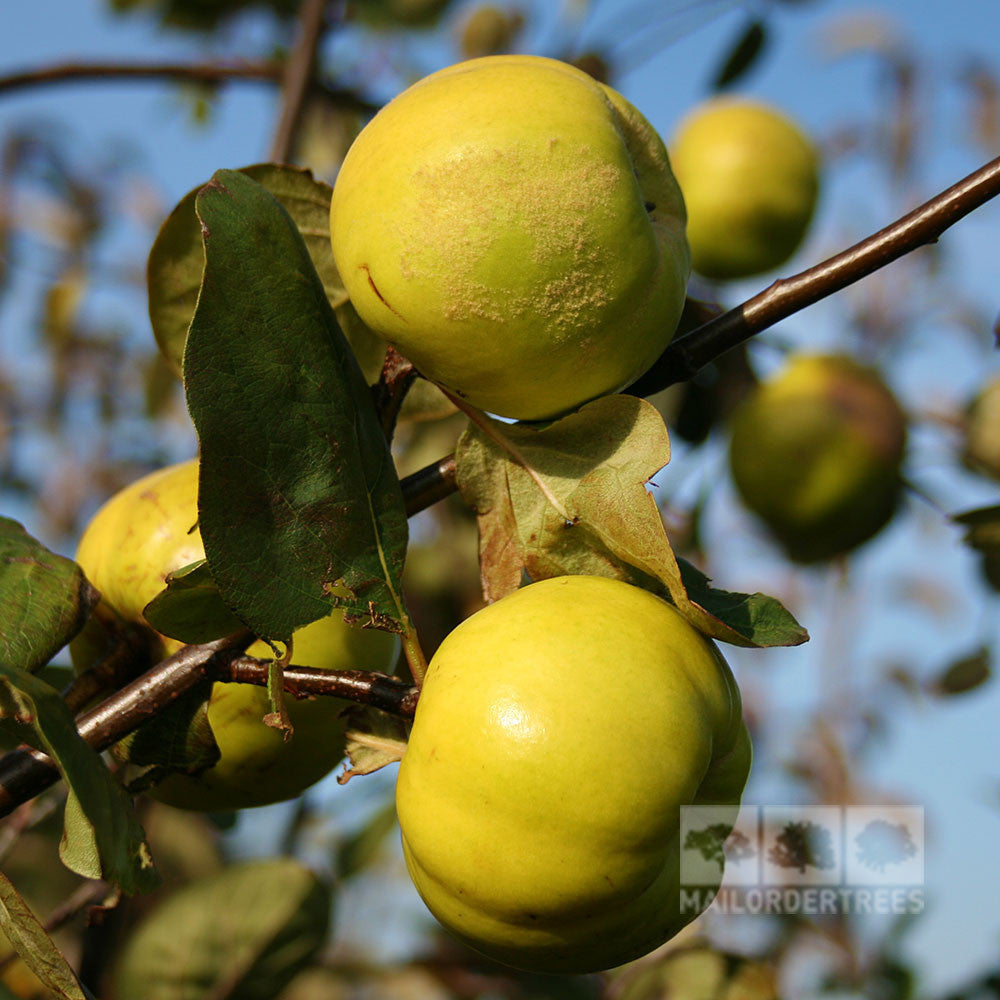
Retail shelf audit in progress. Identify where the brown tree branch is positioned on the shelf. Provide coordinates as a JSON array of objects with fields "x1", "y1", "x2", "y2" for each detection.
[
  {"x1": 0, "y1": 633, "x2": 251, "y2": 819},
  {"x1": 400, "y1": 153, "x2": 1000, "y2": 512},
  {"x1": 627, "y1": 153, "x2": 1000, "y2": 396},
  {"x1": 0, "y1": 60, "x2": 380, "y2": 117},
  {"x1": 0, "y1": 638, "x2": 417, "y2": 818},
  {"x1": 220, "y1": 655, "x2": 419, "y2": 717},
  {"x1": 371, "y1": 347, "x2": 418, "y2": 445},
  {"x1": 0, "y1": 60, "x2": 286, "y2": 94},
  {"x1": 270, "y1": 0, "x2": 329, "y2": 163}
]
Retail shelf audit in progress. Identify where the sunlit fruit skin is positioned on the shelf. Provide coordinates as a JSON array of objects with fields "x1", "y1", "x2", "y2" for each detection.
[
  {"x1": 671, "y1": 98, "x2": 819, "y2": 280},
  {"x1": 70, "y1": 459, "x2": 398, "y2": 810},
  {"x1": 395, "y1": 575, "x2": 751, "y2": 974},
  {"x1": 330, "y1": 55, "x2": 690, "y2": 421},
  {"x1": 963, "y1": 375, "x2": 1000, "y2": 480},
  {"x1": 728, "y1": 354, "x2": 906, "y2": 563}
]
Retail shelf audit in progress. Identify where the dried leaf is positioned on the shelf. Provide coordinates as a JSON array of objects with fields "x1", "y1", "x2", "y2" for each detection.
[
  {"x1": 338, "y1": 706, "x2": 408, "y2": 784},
  {"x1": 456, "y1": 395, "x2": 806, "y2": 648}
]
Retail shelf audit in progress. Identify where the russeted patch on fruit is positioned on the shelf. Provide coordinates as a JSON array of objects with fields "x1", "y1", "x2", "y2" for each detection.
[
  {"x1": 395, "y1": 575, "x2": 751, "y2": 974},
  {"x1": 728, "y1": 354, "x2": 907, "y2": 563},
  {"x1": 70, "y1": 459, "x2": 399, "y2": 811},
  {"x1": 330, "y1": 54, "x2": 690, "y2": 421}
]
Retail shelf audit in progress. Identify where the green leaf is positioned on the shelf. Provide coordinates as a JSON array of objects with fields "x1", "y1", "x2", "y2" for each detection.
[
  {"x1": 0, "y1": 666, "x2": 158, "y2": 894},
  {"x1": 147, "y1": 163, "x2": 384, "y2": 381},
  {"x1": 113, "y1": 858, "x2": 331, "y2": 1000},
  {"x1": 0, "y1": 517, "x2": 99, "y2": 673},
  {"x1": 455, "y1": 394, "x2": 807, "y2": 648},
  {"x1": 184, "y1": 169, "x2": 409, "y2": 643},
  {"x1": 929, "y1": 647, "x2": 991, "y2": 696},
  {"x1": 143, "y1": 559, "x2": 246, "y2": 644},
  {"x1": 116, "y1": 679, "x2": 220, "y2": 775},
  {"x1": 0, "y1": 870, "x2": 88, "y2": 1000},
  {"x1": 677, "y1": 558, "x2": 808, "y2": 648},
  {"x1": 710, "y1": 19, "x2": 768, "y2": 90}
]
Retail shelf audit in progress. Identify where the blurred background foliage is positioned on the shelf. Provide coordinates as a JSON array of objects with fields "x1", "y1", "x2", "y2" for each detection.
[{"x1": 0, "y1": 0, "x2": 999, "y2": 997}]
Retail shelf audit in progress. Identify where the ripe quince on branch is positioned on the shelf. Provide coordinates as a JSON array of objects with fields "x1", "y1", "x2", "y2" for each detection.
[
  {"x1": 728, "y1": 354, "x2": 907, "y2": 563},
  {"x1": 671, "y1": 97, "x2": 819, "y2": 281},
  {"x1": 395, "y1": 575, "x2": 751, "y2": 974},
  {"x1": 330, "y1": 54, "x2": 690, "y2": 421}
]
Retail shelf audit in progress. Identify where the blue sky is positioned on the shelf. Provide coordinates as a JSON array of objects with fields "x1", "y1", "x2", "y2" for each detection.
[{"x1": 2, "y1": 0, "x2": 999, "y2": 993}]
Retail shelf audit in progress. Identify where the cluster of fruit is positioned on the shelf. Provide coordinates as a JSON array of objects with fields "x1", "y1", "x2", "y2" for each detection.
[{"x1": 73, "y1": 53, "x2": 909, "y2": 974}]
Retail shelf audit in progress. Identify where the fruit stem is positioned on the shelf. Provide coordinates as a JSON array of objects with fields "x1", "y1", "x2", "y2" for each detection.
[{"x1": 401, "y1": 622, "x2": 428, "y2": 687}]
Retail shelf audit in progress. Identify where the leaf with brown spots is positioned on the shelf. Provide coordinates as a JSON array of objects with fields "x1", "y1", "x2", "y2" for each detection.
[{"x1": 184, "y1": 170, "x2": 409, "y2": 644}]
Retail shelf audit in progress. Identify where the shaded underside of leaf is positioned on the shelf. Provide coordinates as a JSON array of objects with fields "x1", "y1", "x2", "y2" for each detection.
[
  {"x1": 184, "y1": 169, "x2": 408, "y2": 642},
  {"x1": 142, "y1": 559, "x2": 246, "y2": 644},
  {"x1": 0, "y1": 517, "x2": 99, "y2": 673},
  {"x1": 456, "y1": 394, "x2": 806, "y2": 648},
  {"x1": 0, "y1": 666, "x2": 158, "y2": 895},
  {"x1": 0, "y1": 871, "x2": 88, "y2": 1000}
]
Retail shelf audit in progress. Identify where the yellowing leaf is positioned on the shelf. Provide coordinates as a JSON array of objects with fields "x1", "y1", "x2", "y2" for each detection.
[{"x1": 456, "y1": 395, "x2": 806, "y2": 648}]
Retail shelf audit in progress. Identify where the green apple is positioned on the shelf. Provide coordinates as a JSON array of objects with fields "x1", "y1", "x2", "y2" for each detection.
[
  {"x1": 330, "y1": 55, "x2": 690, "y2": 421},
  {"x1": 395, "y1": 575, "x2": 751, "y2": 974},
  {"x1": 671, "y1": 98, "x2": 819, "y2": 280},
  {"x1": 70, "y1": 459, "x2": 399, "y2": 811},
  {"x1": 963, "y1": 374, "x2": 1000, "y2": 480},
  {"x1": 728, "y1": 354, "x2": 906, "y2": 563}
]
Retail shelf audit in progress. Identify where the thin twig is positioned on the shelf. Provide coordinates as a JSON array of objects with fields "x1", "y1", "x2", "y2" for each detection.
[
  {"x1": 0, "y1": 60, "x2": 285, "y2": 94},
  {"x1": 0, "y1": 60, "x2": 380, "y2": 116},
  {"x1": 270, "y1": 0, "x2": 329, "y2": 164},
  {"x1": 401, "y1": 154, "x2": 1000, "y2": 510},
  {"x1": 0, "y1": 633, "x2": 252, "y2": 819},
  {"x1": 0, "y1": 638, "x2": 418, "y2": 817},
  {"x1": 402, "y1": 453, "x2": 457, "y2": 517},
  {"x1": 220, "y1": 654, "x2": 419, "y2": 717},
  {"x1": 628, "y1": 154, "x2": 1000, "y2": 396}
]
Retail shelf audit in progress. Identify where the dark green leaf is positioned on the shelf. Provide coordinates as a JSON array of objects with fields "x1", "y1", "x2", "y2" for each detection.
[
  {"x1": 0, "y1": 517, "x2": 99, "y2": 673},
  {"x1": 148, "y1": 163, "x2": 383, "y2": 381},
  {"x1": 117, "y1": 679, "x2": 220, "y2": 774},
  {"x1": 184, "y1": 169, "x2": 409, "y2": 643},
  {"x1": 953, "y1": 504, "x2": 1000, "y2": 551},
  {"x1": 710, "y1": 20, "x2": 768, "y2": 90},
  {"x1": 930, "y1": 647, "x2": 991, "y2": 696},
  {"x1": 143, "y1": 559, "x2": 246, "y2": 644},
  {"x1": 456, "y1": 395, "x2": 806, "y2": 648},
  {"x1": 0, "y1": 870, "x2": 88, "y2": 1000},
  {"x1": 677, "y1": 558, "x2": 808, "y2": 648},
  {"x1": 113, "y1": 858, "x2": 331, "y2": 1000},
  {"x1": 0, "y1": 666, "x2": 158, "y2": 894}
]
